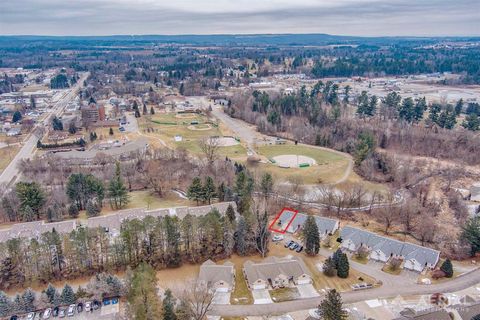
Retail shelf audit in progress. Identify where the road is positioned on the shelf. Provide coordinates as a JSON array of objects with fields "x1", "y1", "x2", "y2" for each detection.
[
  {"x1": 210, "y1": 264, "x2": 480, "y2": 317},
  {"x1": 211, "y1": 105, "x2": 258, "y2": 155},
  {"x1": 0, "y1": 72, "x2": 89, "y2": 188}
]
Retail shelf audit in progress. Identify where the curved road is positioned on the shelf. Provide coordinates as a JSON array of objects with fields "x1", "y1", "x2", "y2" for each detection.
[{"x1": 210, "y1": 265, "x2": 480, "y2": 317}]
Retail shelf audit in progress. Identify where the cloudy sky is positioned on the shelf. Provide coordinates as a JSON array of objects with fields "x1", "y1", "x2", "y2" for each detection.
[{"x1": 0, "y1": 0, "x2": 479, "y2": 36}]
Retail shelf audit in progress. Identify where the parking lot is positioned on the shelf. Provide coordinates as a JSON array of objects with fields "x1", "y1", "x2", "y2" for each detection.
[{"x1": 14, "y1": 302, "x2": 120, "y2": 320}]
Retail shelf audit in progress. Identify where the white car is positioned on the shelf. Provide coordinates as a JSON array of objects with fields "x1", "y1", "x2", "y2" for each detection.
[
  {"x1": 85, "y1": 301, "x2": 92, "y2": 312},
  {"x1": 67, "y1": 304, "x2": 76, "y2": 317},
  {"x1": 43, "y1": 308, "x2": 52, "y2": 319},
  {"x1": 272, "y1": 234, "x2": 284, "y2": 242},
  {"x1": 27, "y1": 312, "x2": 35, "y2": 320}
]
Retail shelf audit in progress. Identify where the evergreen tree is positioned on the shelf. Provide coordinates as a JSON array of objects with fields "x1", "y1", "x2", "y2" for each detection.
[
  {"x1": 462, "y1": 113, "x2": 480, "y2": 131},
  {"x1": 317, "y1": 289, "x2": 348, "y2": 320},
  {"x1": 234, "y1": 216, "x2": 249, "y2": 256},
  {"x1": 52, "y1": 291, "x2": 62, "y2": 307},
  {"x1": 332, "y1": 249, "x2": 343, "y2": 269},
  {"x1": 203, "y1": 176, "x2": 216, "y2": 205},
  {"x1": 22, "y1": 288, "x2": 36, "y2": 312},
  {"x1": 455, "y1": 98, "x2": 463, "y2": 115},
  {"x1": 150, "y1": 106, "x2": 155, "y2": 115},
  {"x1": 162, "y1": 289, "x2": 177, "y2": 320},
  {"x1": 440, "y1": 259, "x2": 453, "y2": 278},
  {"x1": 60, "y1": 284, "x2": 76, "y2": 305},
  {"x1": 322, "y1": 257, "x2": 336, "y2": 277},
  {"x1": 108, "y1": 162, "x2": 130, "y2": 209},
  {"x1": 0, "y1": 291, "x2": 11, "y2": 317},
  {"x1": 187, "y1": 177, "x2": 204, "y2": 205},
  {"x1": 226, "y1": 204, "x2": 236, "y2": 224},
  {"x1": 413, "y1": 97, "x2": 427, "y2": 122},
  {"x1": 109, "y1": 127, "x2": 114, "y2": 135},
  {"x1": 143, "y1": 103, "x2": 148, "y2": 115},
  {"x1": 303, "y1": 216, "x2": 320, "y2": 255},
  {"x1": 68, "y1": 121, "x2": 77, "y2": 134},
  {"x1": 12, "y1": 294, "x2": 23, "y2": 314},
  {"x1": 86, "y1": 200, "x2": 101, "y2": 217},
  {"x1": 428, "y1": 103, "x2": 442, "y2": 124},
  {"x1": 461, "y1": 216, "x2": 480, "y2": 256},
  {"x1": 12, "y1": 111, "x2": 22, "y2": 123},
  {"x1": 52, "y1": 116, "x2": 63, "y2": 131},
  {"x1": 45, "y1": 284, "x2": 57, "y2": 303},
  {"x1": 22, "y1": 205, "x2": 35, "y2": 222},
  {"x1": 68, "y1": 203, "x2": 79, "y2": 218},
  {"x1": 15, "y1": 181, "x2": 45, "y2": 218},
  {"x1": 398, "y1": 97, "x2": 415, "y2": 122},
  {"x1": 336, "y1": 253, "x2": 350, "y2": 279}
]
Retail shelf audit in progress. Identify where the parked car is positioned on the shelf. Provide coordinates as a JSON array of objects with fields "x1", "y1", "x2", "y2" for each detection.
[
  {"x1": 9, "y1": 315, "x2": 17, "y2": 320},
  {"x1": 272, "y1": 234, "x2": 284, "y2": 242},
  {"x1": 284, "y1": 240, "x2": 294, "y2": 248},
  {"x1": 103, "y1": 298, "x2": 111, "y2": 306},
  {"x1": 53, "y1": 307, "x2": 59, "y2": 317},
  {"x1": 77, "y1": 303, "x2": 83, "y2": 313},
  {"x1": 58, "y1": 308, "x2": 66, "y2": 318},
  {"x1": 92, "y1": 300, "x2": 100, "y2": 310},
  {"x1": 43, "y1": 308, "x2": 52, "y2": 319},
  {"x1": 27, "y1": 312, "x2": 35, "y2": 320},
  {"x1": 67, "y1": 304, "x2": 76, "y2": 317},
  {"x1": 85, "y1": 301, "x2": 92, "y2": 312},
  {"x1": 111, "y1": 297, "x2": 119, "y2": 305},
  {"x1": 289, "y1": 242, "x2": 299, "y2": 250},
  {"x1": 296, "y1": 245, "x2": 304, "y2": 253}
]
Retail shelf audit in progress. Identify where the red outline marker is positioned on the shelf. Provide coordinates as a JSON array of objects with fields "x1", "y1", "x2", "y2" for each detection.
[{"x1": 269, "y1": 207, "x2": 298, "y2": 234}]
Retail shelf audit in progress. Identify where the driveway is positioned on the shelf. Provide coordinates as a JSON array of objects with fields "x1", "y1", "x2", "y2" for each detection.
[
  {"x1": 252, "y1": 289, "x2": 273, "y2": 304},
  {"x1": 213, "y1": 292, "x2": 231, "y2": 305},
  {"x1": 297, "y1": 284, "x2": 320, "y2": 298}
]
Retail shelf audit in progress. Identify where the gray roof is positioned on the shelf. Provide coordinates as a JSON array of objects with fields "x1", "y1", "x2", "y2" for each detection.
[
  {"x1": 243, "y1": 256, "x2": 311, "y2": 287},
  {"x1": 198, "y1": 260, "x2": 235, "y2": 287},
  {"x1": 287, "y1": 213, "x2": 339, "y2": 234},
  {"x1": 453, "y1": 301, "x2": 480, "y2": 319},
  {"x1": 340, "y1": 226, "x2": 440, "y2": 267},
  {"x1": 275, "y1": 209, "x2": 338, "y2": 234},
  {"x1": 394, "y1": 308, "x2": 451, "y2": 320}
]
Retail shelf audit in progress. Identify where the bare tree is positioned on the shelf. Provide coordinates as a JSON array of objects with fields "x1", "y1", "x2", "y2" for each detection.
[
  {"x1": 179, "y1": 280, "x2": 215, "y2": 320},
  {"x1": 199, "y1": 136, "x2": 219, "y2": 164}
]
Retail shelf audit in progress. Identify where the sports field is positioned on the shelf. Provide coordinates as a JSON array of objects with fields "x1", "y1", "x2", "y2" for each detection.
[{"x1": 253, "y1": 144, "x2": 351, "y2": 184}]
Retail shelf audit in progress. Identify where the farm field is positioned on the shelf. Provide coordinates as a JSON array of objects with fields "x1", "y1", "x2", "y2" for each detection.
[{"x1": 0, "y1": 145, "x2": 20, "y2": 174}]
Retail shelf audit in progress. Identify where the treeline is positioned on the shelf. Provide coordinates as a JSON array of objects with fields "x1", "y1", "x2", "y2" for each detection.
[{"x1": 0, "y1": 200, "x2": 266, "y2": 290}]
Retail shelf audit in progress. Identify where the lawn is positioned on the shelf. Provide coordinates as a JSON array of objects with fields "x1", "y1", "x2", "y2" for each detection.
[
  {"x1": 0, "y1": 145, "x2": 20, "y2": 173},
  {"x1": 269, "y1": 287, "x2": 300, "y2": 302},
  {"x1": 382, "y1": 264, "x2": 403, "y2": 275},
  {"x1": 140, "y1": 112, "x2": 246, "y2": 158},
  {"x1": 230, "y1": 267, "x2": 253, "y2": 305},
  {"x1": 253, "y1": 144, "x2": 351, "y2": 184}
]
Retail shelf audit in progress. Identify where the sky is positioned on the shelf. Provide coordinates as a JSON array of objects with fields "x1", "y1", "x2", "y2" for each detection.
[{"x1": 0, "y1": 0, "x2": 479, "y2": 37}]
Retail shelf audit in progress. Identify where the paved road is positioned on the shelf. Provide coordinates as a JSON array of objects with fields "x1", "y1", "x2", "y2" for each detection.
[
  {"x1": 0, "y1": 73, "x2": 89, "y2": 188},
  {"x1": 211, "y1": 105, "x2": 258, "y2": 155},
  {"x1": 210, "y1": 267, "x2": 480, "y2": 317}
]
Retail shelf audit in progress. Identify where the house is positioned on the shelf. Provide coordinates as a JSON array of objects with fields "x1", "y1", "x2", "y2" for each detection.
[
  {"x1": 394, "y1": 308, "x2": 452, "y2": 320},
  {"x1": 198, "y1": 260, "x2": 235, "y2": 292},
  {"x1": 340, "y1": 226, "x2": 440, "y2": 272},
  {"x1": 243, "y1": 256, "x2": 312, "y2": 290},
  {"x1": 271, "y1": 208, "x2": 339, "y2": 239}
]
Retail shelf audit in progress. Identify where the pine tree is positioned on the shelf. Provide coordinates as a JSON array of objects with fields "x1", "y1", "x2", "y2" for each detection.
[
  {"x1": 318, "y1": 289, "x2": 348, "y2": 320},
  {"x1": 462, "y1": 113, "x2": 480, "y2": 131},
  {"x1": 187, "y1": 177, "x2": 204, "y2": 205},
  {"x1": 22, "y1": 205, "x2": 35, "y2": 222},
  {"x1": 235, "y1": 216, "x2": 248, "y2": 256},
  {"x1": 332, "y1": 249, "x2": 343, "y2": 269},
  {"x1": 12, "y1": 294, "x2": 23, "y2": 313},
  {"x1": 203, "y1": 176, "x2": 216, "y2": 205},
  {"x1": 108, "y1": 162, "x2": 130, "y2": 209},
  {"x1": 322, "y1": 257, "x2": 336, "y2": 277},
  {"x1": 337, "y1": 253, "x2": 350, "y2": 279},
  {"x1": 60, "y1": 284, "x2": 76, "y2": 305},
  {"x1": 303, "y1": 216, "x2": 320, "y2": 255},
  {"x1": 0, "y1": 291, "x2": 11, "y2": 317},
  {"x1": 68, "y1": 203, "x2": 79, "y2": 218},
  {"x1": 109, "y1": 127, "x2": 114, "y2": 135},
  {"x1": 162, "y1": 289, "x2": 177, "y2": 320},
  {"x1": 226, "y1": 204, "x2": 236, "y2": 223},
  {"x1": 22, "y1": 288, "x2": 36, "y2": 312},
  {"x1": 150, "y1": 106, "x2": 155, "y2": 115},
  {"x1": 440, "y1": 259, "x2": 453, "y2": 278},
  {"x1": 45, "y1": 283, "x2": 57, "y2": 303},
  {"x1": 143, "y1": 103, "x2": 148, "y2": 115},
  {"x1": 461, "y1": 216, "x2": 480, "y2": 256},
  {"x1": 86, "y1": 200, "x2": 101, "y2": 217}
]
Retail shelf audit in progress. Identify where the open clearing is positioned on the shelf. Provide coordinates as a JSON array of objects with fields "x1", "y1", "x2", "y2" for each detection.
[
  {"x1": 0, "y1": 145, "x2": 20, "y2": 174},
  {"x1": 252, "y1": 144, "x2": 351, "y2": 184},
  {"x1": 139, "y1": 112, "x2": 246, "y2": 158},
  {"x1": 209, "y1": 136, "x2": 240, "y2": 147}
]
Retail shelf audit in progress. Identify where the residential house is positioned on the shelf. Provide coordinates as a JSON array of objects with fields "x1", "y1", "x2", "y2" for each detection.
[
  {"x1": 340, "y1": 226, "x2": 440, "y2": 272},
  {"x1": 198, "y1": 260, "x2": 235, "y2": 292},
  {"x1": 272, "y1": 208, "x2": 339, "y2": 239},
  {"x1": 243, "y1": 256, "x2": 312, "y2": 290}
]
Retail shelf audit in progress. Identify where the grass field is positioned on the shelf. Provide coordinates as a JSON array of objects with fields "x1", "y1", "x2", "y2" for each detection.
[
  {"x1": 269, "y1": 287, "x2": 300, "y2": 302},
  {"x1": 0, "y1": 145, "x2": 20, "y2": 173},
  {"x1": 252, "y1": 144, "x2": 351, "y2": 184},
  {"x1": 140, "y1": 112, "x2": 246, "y2": 158}
]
